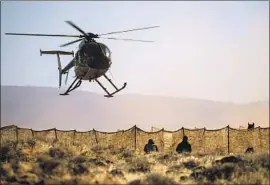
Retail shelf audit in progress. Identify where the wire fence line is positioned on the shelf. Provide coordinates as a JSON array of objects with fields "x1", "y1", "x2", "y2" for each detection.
[{"x1": 1, "y1": 125, "x2": 269, "y2": 154}]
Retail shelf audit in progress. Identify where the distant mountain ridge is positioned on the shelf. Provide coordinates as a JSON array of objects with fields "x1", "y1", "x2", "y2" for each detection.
[{"x1": 1, "y1": 85, "x2": 269, "y2": 132}]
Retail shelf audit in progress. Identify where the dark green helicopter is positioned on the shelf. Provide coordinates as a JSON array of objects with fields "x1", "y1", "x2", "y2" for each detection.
[{"x1": 5, "y1": 21, "x2": 159, "y2": 97}]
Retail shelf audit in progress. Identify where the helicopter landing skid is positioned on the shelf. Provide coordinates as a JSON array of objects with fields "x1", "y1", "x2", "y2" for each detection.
[
  {"x1": 95, "y1": 74, "x2": 127, "y2": 98},
  {"x1": 60, "y1": 77, "x2": 82, "y2": 96}
]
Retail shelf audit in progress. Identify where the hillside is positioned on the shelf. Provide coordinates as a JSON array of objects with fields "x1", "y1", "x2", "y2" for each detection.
[{"x1": 1, "y1": 85, "x2": 269, "y2": 131}]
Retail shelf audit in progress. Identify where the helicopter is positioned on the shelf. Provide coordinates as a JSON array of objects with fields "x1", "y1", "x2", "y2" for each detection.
[{"x1": 5, "y1": 21, "x2": 159, "y2": 97}]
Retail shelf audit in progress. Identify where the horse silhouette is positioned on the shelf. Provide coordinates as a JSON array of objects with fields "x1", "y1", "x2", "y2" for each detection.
[{"x1": 248, "y1": 122, "x2": 255, "y2": 130}]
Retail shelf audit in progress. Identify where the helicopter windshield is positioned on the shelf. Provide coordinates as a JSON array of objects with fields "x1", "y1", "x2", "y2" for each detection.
[
  {"x1": 80, "y1": 42, "x2": 111, "y2": 59},
  {"x1": 98, "y1": 43, "x2": 111, "y2": 59}
]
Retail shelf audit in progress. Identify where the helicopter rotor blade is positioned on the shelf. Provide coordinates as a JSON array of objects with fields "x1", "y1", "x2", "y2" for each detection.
[
  {"x1": 98, "y1": 26, "x2": 160, "y2": 36},
  {"x1": 5, "y1": 33, "x2": 81, "y2": 37},
  {"x1": 60, "y1": 38, "x2": 83, "y2": 47},
  {"x1": 65, "y1": 21, "x2": 88, "y2": 37},
  {"x1": 99, "y1": 37, "x2": 154, "y2": 43}
]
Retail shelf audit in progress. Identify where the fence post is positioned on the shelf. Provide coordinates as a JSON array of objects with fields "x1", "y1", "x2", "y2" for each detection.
[
  {"x1": 93, "y1": 129, "x2": 98, "y2": 145},
  {"x1": 134, "y1": 125, "x2": 137, "y2": 151},
  {"x1": 161, "y1": 128, "x2": 164, "y2": 153},
  {"x1": 73, "y1": 130, "x2": 76, "y2": 145},
  {"x1": 203, "y1": 127, "x2": 206, "y2": 153},
  {"x1": 15, "y1": 126, "x2": 19, "y2": 148},
  {"x1": 258, "y1": 127, "x2": 262, "y2": 153},
  {"x1": 227, "y1": 125, "x2": 230, "y2": 154},
  {"x1": 54, "y1": 128, "x2": 58, "y2": 141},
  {"x1": 31, "y1": 129, "x2": 34, "y2": 139},
  {"x1": 182, "y1": 127, "x2": 185, "y2": 136},
  {"x1": 15, "y1": 126, "x2": 19, "y2": 143}
]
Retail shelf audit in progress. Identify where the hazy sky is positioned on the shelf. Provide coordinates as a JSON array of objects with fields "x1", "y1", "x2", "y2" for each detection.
[{"x1": 1, "y1": 1, "x2": 269, "y2": 103}]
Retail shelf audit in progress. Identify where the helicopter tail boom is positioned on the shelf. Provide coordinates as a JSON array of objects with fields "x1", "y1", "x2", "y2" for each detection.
[
  {"x1": 40, "y1": 50, "x2": 74, "y2": 56},
  {"x1": 40, "y1": 50, "x2": 74, "y2": 88}
]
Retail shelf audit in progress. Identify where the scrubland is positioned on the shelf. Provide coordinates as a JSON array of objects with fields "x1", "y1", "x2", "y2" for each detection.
[{"x1": 0, "y1": 140, "x2": 269, "y2": 185}]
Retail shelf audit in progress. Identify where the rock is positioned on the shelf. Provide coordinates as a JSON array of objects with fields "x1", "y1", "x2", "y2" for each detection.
[{"x1": 216, "y1": 156, "x2": 242, "y2": 164}]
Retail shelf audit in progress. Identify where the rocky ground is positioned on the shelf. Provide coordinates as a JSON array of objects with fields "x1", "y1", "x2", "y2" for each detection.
[{"x1": 0, "y1": 140, "x2": 269, "y2": 185}]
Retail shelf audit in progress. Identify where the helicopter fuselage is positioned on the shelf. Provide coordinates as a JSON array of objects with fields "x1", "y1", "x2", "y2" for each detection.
[{"x1": 73, "y1": 41, "x2": 112, "y2": 80}]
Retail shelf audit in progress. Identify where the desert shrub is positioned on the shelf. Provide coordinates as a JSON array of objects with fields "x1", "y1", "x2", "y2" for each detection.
[
  {"x1": 0, "y1": 144, "x2": 25, "y2": 162},
  {"x1": 91, "y1": 145, "x2": 107, "y2": 154},
  {"x1": 110, "y1": 169, "x2": 124, "y2": 177},
  {"x1": 128, "y1": 157, "x2": 150, "y2": 173},
  {"x1": 157, "y1": 153, "x2": 179, "y2": 164},
  {"x1": 122, "y1": 149, "x2": 134, "y2": 158},
  {"x1": 61, "y1": 179, "x2": 78, "y2": 185},
  {"x1": 71, "y1": 155, "x2": 87, "y2": 164},
  {"x1": 26, "y1": 139, "x2": 36, "y2": 149},
  {"x1": 16, "y1": 173, "x2": 41, "y2": 185},
  {"x1": 67, "y1": 155, "x2": 89, "y2": 175},
  {"x1": 183, "y1": 160, "x2": 198, "y2": 169},
  {"x1": 0, "y1": 163, "x2": 16, "y2": 183},
  {"x1": 49, "y1": 147, "x2": 66, "y2": 159},
  {"x1": 191, "y1": 163, "x2": 235, "y2": 183},
  {"x1": 247, "y1": 153, "x2": 270, "y2": 170},
  {"x1": 69, "y1": 163, "x2": 88, "y2": 175},
  {"x1": 38, "y1": 156, "x2": 60, "y2": 174},
  {"x1": 109, "y1": 147, "x2": 125, "y2": 155},
  {"x1": 129, "y1": 179, "x2": 142, "y2": 185},
  {"x1": 87, "y1": 157, "x2": 107, "y2": 166},
  {"x1": 0, "y1": 146, "x2": 13, "y2": 162},
  {"x1": 144, "y1": 173, "x2": 177, "y2": 185},
  {"x1": 10, "y1": 160, "x2": 19, "y2": 173},
  {"x1": 166, "y1": 164, "x2": 183, "y2": 174}
]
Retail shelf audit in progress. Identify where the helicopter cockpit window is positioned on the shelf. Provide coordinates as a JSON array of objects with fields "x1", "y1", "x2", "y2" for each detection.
[
  {"x1": 99, "y1": 43, "x2": 111, "y2": 58},
  {"x1": 80, "y1": 43, "x2": 101, "y2": 58}
]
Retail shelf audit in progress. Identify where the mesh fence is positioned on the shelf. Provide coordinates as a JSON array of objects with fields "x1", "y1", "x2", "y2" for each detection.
[
  {"x1": 259, "y1": 128, "x2": 270, "y2": 153},
  {"x1": 17, "y1": 128, "x2": 33, "y2": 142},
  {"x1": 32, "y1": 129, "x2": 56, "y2": 144},
  {"x1": 204, "y1": 127, "x2": 228, "y2": 154},
  {"x1": 95, "y1": 128, "x2": 135, "y2": 149},
  {"x1": 56, "y1": 130, "x2": 76, "y2": 145},
  {"x1": 0, "y1": 125, "x2": 269, "y2": 154},
  {"x1": 74, "y1": 130, "x2": 97, "y2": 148},
  {"x1": 135, "y1": 128, "x2": 164, "y2": 153},
  {"x1": 183, "y1": 128, "x2": 205, "y2": 153},
  {"x1": 229, "y1": 127, "x2": 261, "y2": 154}
]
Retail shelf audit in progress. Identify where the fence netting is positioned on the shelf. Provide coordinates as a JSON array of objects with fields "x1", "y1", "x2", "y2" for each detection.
[
  {"x1": 74, "y1": 131, "x2": 97, "y2": 147},
  {"x1": 204, "y1": 127, "x2": 228, "y2": 154},
  {"x1": 1, "y1": 125, "x2": 269, "y2": 154}
]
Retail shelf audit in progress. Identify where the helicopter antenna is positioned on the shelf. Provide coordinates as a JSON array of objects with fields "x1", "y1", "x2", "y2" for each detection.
[{"x1": 5, "y1": 21, "x2": 160, "y2": 47}]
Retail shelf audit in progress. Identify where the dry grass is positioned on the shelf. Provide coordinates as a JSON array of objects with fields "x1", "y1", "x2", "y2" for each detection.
[{"x1": 0, "y1": 139, "x2": 269, "y2": 185}]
